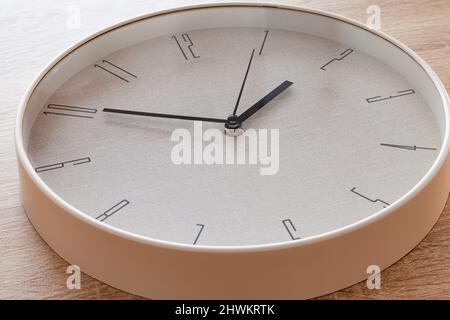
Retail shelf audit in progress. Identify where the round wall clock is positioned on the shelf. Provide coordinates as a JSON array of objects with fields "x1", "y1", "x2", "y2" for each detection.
[{"x1": 15, "y1": 3, "x2": 450, "y2": 299}]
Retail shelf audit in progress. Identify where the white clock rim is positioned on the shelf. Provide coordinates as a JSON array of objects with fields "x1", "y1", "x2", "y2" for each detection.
[{"x1": 15, "y1": 2, "x2": 450, "y2": 253}]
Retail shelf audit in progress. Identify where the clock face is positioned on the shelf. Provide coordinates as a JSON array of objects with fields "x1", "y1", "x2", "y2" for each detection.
[{"x1": 25, "y1": 17, "x2": 440, "y2": 247}]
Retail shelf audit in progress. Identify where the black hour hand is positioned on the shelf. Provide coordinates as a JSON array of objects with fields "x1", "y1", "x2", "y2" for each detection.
[{"x1": 237, "y1": 80, "x2": 293, "y2": 123}]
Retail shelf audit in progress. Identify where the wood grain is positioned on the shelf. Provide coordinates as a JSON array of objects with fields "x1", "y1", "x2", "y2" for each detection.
[{"x1": 0, "y1": 0, "x2": 449, "y2": 299}]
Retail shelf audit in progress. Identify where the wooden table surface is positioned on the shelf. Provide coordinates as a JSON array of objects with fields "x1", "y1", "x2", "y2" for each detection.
[{"x1": 1, "y1": 0, "x2": 449, "y2": 299}]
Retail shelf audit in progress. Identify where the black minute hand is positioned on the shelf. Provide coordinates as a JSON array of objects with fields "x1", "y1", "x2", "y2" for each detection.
[
  {"x1": 232, "y1": 49, "x2": 255, "y2": 115},
  {"x1": 237, "y1": 80, "x2": 293, "y2": 123},
  {"x1": 102, "y1": 108, "x2": 226, "y2": 123}
]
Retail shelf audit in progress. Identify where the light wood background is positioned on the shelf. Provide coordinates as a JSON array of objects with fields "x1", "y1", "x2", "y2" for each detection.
[{"x1": 0, "y1": 0, "x2": 449, "y2": 299}]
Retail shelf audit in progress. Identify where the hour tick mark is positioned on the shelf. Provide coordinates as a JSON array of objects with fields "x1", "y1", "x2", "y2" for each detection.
[
  {"x1": 193, "y1": 224, "x2": 205, "y2": 245},
  {"x1": 350, "y1": 187, "x2": 390, "y2": 208},
  {"x1": 366, "y1": 89, "x2": 415, "y2": 103},
  {"x1": 320, "y1": 48, "x2": 353, "y2": 71},
  {"x1": 94, "y1": 60, "x2": 137, "y2": 83},
  {"x1": 258, "y1": 30, "x2": 269, "y2": 55},
  {"x1": 282, "y1": 219, "x2": 301, "y2": 240},
  {"x1": 44, "y1": 104, "x2": 97, "y2": 119},
  {"x1": 35, "y1": 157, "x2": 91, "y2": 173},
  {"x1": 96, "y1": 199, "x2": 130, "y2": 222},
  {"x1": 172, "y1": 33, "x2": 200, "y2": 60},
  {"x1": 380, "y1": 143, "x2": 436, "y2": 151}
]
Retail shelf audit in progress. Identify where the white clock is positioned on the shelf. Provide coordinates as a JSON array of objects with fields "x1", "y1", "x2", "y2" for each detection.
[{"x1": 15, "y1": 3, "x2": 450, "y2": 299}]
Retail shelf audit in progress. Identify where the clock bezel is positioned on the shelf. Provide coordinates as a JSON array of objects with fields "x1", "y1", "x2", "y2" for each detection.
[{"x1": 15, "y1": 2, "x2": 450, "y2": 300}]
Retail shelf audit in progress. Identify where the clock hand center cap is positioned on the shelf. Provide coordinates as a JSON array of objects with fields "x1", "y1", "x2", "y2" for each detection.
[{"x1": 224, "y1": 114, "x2": 245, "y2": 137}]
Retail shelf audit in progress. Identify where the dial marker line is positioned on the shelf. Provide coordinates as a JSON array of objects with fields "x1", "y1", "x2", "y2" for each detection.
[
  {"x1": 72, "y1": 158, "x2": 91, "y2": 165},
  {"x1": 96, "y1": 199, "x2": 130, "y2": 222},
  {"x1": 94, "y1": 64, "x2": 129, "y2": 82},
  {"x1": 35, "y1": 157, "x2": 91, "y2": 173},
  {"x1": 366, "y1": 89, "x2": 415, "y2": 103},
  {"x1": 350, "y1": 187, "x2": 390, "y2": 208},
  {"x1": 44, "y1": 104, "x2": 97, "y2": 119},
  {"x1": 258, "y1": 30, "x2": 269, "y2": 55},
  {"x1": 35, "y1": 163, "x2": 63, "y2": 172},
  {"x1": 102, "y1": 60, "x2": 137, "y2": 78},
  {"x1": 193, "y1": 224, "x2": 205, "y2": 245},
  {"x1": 380, "y1": 143, "x2": 436, "y2": 151},
  {"x1": 43, "y1": 111, "x2": 94, "y2": 119},
  {"x1": 320, "y1": 48, "x2": 354, "y2": 71},
  {"x1": 171, "y1": 35, "x2": 188, "y2": 60},
  {"x1": 181, "y1": 33, "x2": 200, "y2": 59},
  {"x1": 282, "y1": 219, "x2": 301, "y2": 240},
  {"x1": 47, "y1": 104, "x2": 97, "y2": 113},
  {"x1": 397, "y1": 89, "x2": 415, "y2": 95}
]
